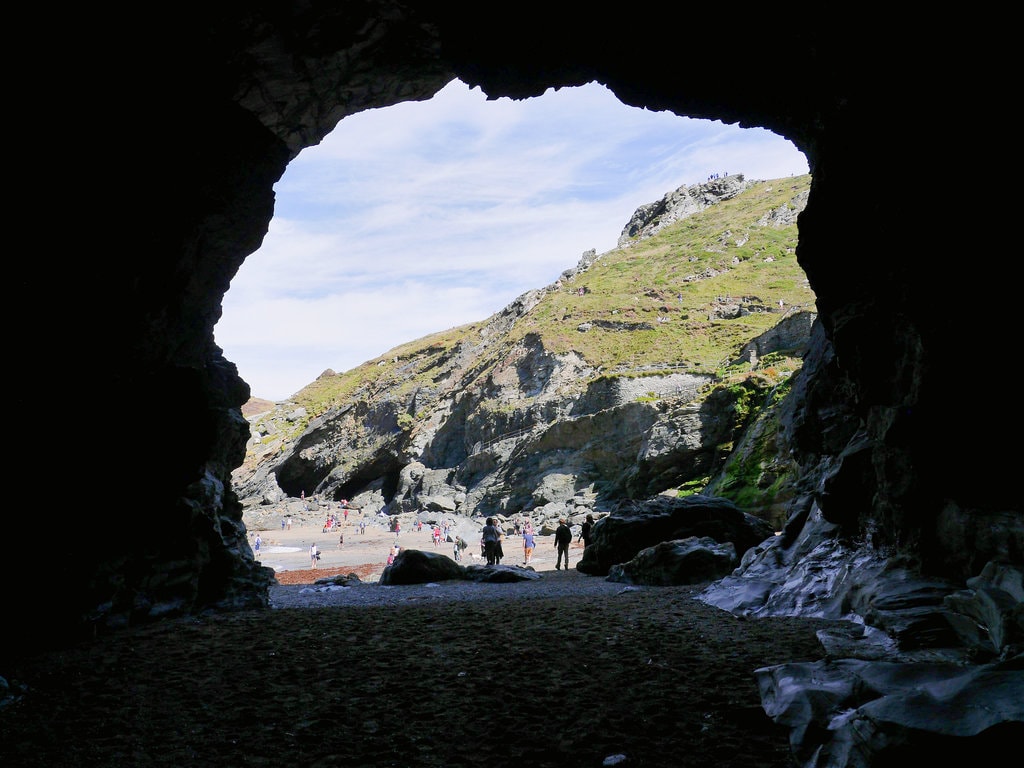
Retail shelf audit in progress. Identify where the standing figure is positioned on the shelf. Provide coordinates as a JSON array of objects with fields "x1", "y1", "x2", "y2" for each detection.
[
  {"x1": 481, "y1": 517, "x2": 501, "y2": 565},
  {"x1": 579, "y1": 513, "x2": 595, "y2": 549},
  {"x1": 522, "y1": 528, "x2": 535, "y2": 565},
  {"x1": 310, "y1": 542, "x2": 319, "y2": 569},
  {"x1": 254, "y1": 534, "x2": 262, "y2": 558},
  {"x1": 554, "y1": 519, "x2": 573, "y2": 571}
]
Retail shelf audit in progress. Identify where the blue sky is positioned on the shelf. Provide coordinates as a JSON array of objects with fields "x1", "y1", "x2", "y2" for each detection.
[{"x1": 215, "y1": 79, "x2": 808, "y2": 402}]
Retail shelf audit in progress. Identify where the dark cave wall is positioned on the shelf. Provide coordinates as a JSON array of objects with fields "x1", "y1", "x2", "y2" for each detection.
[{"x1": 8, "y1": 5, "x2": 1017, "y2": 655}]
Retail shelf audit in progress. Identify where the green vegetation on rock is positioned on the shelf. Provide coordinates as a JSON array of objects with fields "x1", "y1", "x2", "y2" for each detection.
[{"x1": 241, "y1": 175, "x2": 816, "y2": 516}]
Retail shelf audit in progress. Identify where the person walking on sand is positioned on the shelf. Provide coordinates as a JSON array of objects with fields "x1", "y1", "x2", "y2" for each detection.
[
  {"x1": 522, "y1": 527, "x2": 535, "y2": 565},
  {"x1": 254, "y1": 534, "x2": 262, "y2": 558},
  {"x1": 310, "y1": 542, "x2": 319, "y2": 569},
  {"x1": 554, "y1": 519, "x2": 573, "y2": 570}
]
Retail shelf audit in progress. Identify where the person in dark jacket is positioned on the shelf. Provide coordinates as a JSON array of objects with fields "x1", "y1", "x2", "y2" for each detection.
[
  {"x1": 481, "y1": 517, "x2": 501, "y2": 565},
  {"x1": 578, "y1": 513, "x2": 595, "y2": 549},
  {"x1": 554, "y1": 519, "x2": 573, "y2": 570}
]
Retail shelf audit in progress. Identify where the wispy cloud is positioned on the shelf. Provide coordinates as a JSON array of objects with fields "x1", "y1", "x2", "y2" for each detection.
[{"x1": 216, "y1": 80, "x2": 808, "y2": 401}]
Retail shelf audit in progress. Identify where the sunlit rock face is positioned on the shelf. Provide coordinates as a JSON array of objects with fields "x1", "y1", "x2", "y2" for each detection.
[{"x1": 12, "y1": 10, "x2": 1018, "y2": 755}]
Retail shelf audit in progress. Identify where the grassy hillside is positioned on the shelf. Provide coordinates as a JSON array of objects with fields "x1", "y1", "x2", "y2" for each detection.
[{"x1": 251, "y1": 175, "x2": 814, "y2": 438}]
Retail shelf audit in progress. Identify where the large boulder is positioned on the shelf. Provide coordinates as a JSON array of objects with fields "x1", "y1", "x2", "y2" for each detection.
[
  {"x1": 606, "y1": 536, "x2": 738, "y2": 586},
  {"x1": 577, "y1": 494, "x2": 775, "y2": 576},
  {"x1": 378, "y1": 549, "x2": 465, "y2": 585}
]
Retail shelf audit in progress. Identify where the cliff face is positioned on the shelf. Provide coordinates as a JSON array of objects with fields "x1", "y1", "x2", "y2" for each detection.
[{"x1": 232, "y1": 177, "x2": 813, "y2": 530}]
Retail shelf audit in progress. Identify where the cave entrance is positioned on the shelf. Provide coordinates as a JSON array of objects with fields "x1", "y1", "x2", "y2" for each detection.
[
  {"x1": 215, "y1": 78, "x2": 808, "y2": 404},
  {"x1": 218, "y1": 77, "x2": 813, "y2": 547}
]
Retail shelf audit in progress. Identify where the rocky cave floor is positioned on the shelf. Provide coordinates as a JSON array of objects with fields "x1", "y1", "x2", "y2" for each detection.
[{"x1": 0, "y1": 571, "x2": 856, "y2": 768}]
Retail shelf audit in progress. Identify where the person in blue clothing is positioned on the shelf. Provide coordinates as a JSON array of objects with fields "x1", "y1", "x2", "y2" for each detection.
[
  {"x1": 254, "y1": 534, "x2": 262, "y2": 558},
  {"x1": 522, "y1": 528, "x2": 536, "y2": 565}
]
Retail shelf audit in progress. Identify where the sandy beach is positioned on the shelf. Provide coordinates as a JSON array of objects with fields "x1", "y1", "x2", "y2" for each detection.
[
  {"x1": 249, "y1": 514, "x2": 579, "y2": 583},
  {"x1": 1, "y1": 515, "x2": 851, "y2": 768}
]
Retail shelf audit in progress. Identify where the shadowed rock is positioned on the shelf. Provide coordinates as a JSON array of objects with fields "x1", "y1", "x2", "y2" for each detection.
[
  {"x1": 379, "y1": 549, "x2": 542, "y2": 585},
  {"x1": 606, "y1": 536, "x2": 737, "y2": 586},
  {"x1": 577, "y1": 494, "x2": 774, "y2": 576},
  {"x1": 379, "y1": 549, "x2": 465, "y2": 585}
]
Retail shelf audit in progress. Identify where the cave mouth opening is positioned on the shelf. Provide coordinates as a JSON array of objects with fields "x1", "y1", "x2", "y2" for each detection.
[{"x1": 215, "y1": 78, "x2": 809, "y2": 406}]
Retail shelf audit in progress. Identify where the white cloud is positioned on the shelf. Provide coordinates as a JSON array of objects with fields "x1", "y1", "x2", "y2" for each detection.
[{"x1": 216, "y1": 79, "x2": 808, "y2": 401}]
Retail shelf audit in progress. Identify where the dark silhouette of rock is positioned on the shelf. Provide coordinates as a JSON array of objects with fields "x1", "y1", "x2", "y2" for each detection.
[
  {"x1": 606, "y1": 536, "x2": 738, "y2": 586},
  {"x1": 577, "y1": 494, "x2": 774, "y2": 577},
  {"x1": 378, "y1": 548, "x2": 542, "y2": 586},
  {"x1": 379, "y1": 549, "x2": 465, "y2": 585}
]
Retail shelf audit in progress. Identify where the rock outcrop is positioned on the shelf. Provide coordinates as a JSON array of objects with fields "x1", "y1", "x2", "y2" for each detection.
[{"x1": 232, "y1": 178, "x2": 812, "y2": 527}]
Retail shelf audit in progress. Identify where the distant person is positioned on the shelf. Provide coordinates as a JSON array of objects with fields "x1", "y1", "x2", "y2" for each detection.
[
  {"x1": 310, "y1": 542, "x2": 319, "y2": 569},
  {"x1": 579, "y1": 514, "x2": 595, "y2": 549},
  {"x1": 254, "y1": 534, "x2": 262, "y2": 557},
  {"x1": 554, "y1": 519, "x2": 573, "y2": 570},
  {"x1": 338, "y1": 532, "x2": 344, "y2": 548},
  {"x1": 481, "y1": 517, "x2": 501, "y2": 565},
  {"x1": 287, "y1": 516, "x2": 292, "y2": 530},
  {"x1": 522, "y1": 528, "x2": 535, "y2": 565},
  {"x1": 453, "y1": 535, "x2": 468, "y2": 562}
]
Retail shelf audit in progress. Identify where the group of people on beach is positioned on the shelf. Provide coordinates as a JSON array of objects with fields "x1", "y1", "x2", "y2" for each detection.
[
  {"x1": 477, "y1": 513, "x2": 595, "y2": 569},
  {"x1": 291, "y1": 510, "x2": 598, "y2": 572}
]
